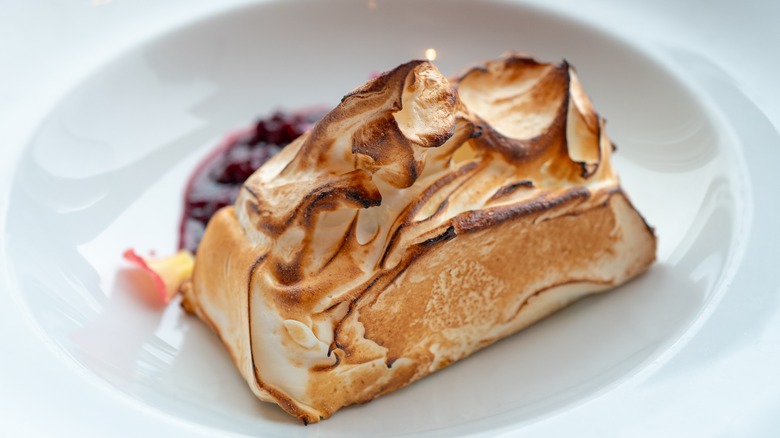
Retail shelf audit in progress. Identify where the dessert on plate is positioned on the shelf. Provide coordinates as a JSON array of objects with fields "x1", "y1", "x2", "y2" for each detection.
[{"x1": 179, "y1": 54, "x2": 656, "y2": 423}]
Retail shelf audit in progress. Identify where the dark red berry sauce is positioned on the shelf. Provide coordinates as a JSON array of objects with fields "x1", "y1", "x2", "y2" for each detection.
[{"x1": 179, "y1": 109, "x2": 325, "y2": 253}]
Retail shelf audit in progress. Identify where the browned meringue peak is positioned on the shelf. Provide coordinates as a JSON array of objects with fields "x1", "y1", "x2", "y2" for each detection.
[
  {"x1": 235, "y1": 61, "x2": 459, "y2": 282},
  {"x1": 452, "y1": 53, "x2": 615, "y2": 187},
  {"x1": 235, "y1": 61, "x2": 456, "y2": 266}
]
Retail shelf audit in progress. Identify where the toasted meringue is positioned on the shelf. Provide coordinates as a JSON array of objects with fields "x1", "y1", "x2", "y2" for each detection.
[{"x1": 181, "y1": 54, "x2": 656, "y2": 423}]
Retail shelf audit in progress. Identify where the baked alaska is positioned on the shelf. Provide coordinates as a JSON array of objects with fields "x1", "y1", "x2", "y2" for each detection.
[{"x1": 180, "y1": 54, "x2": 657, "y2": 423}]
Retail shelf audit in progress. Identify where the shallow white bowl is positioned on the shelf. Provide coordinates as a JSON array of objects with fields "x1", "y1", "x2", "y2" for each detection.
[{"x1": 2, "y1": 0, "x2": 779, "y2": 436}]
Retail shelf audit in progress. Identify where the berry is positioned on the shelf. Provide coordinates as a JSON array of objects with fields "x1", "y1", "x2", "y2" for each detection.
[{"x1": 178, "y1": 109, "x2": 325, "y2": 252}]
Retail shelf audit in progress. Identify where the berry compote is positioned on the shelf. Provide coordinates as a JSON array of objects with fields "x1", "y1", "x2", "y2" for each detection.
[{"x1": 179, "y1": 109, "x2": 325, "y2": 253}]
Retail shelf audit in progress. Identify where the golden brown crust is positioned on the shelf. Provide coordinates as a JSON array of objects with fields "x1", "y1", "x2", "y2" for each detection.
[{"x1": 183, "y1": 55, "x2": 657, "y2": 423}]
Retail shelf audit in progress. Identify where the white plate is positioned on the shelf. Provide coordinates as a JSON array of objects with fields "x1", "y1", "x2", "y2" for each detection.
[{"x1": 2, "y1": 0, "x2": 779, "y2": 436}]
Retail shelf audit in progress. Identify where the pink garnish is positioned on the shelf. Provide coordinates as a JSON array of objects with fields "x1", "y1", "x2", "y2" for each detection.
[{"x1": 123, "y1": 249, "x2": 194, "y2": 303}]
